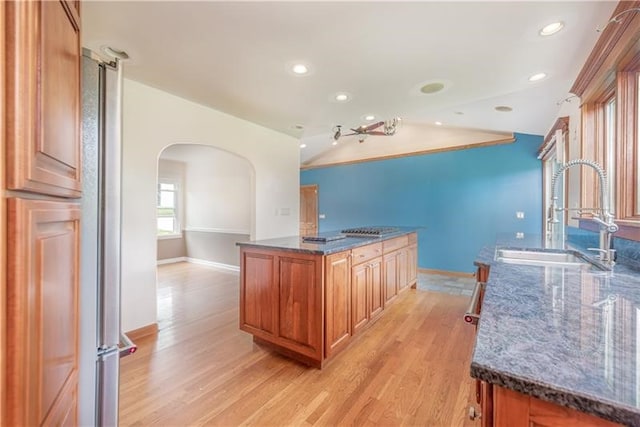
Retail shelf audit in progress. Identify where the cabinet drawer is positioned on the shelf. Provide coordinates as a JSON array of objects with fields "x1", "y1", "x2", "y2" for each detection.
[
  {"x1": 408, "y1": 232, "x2": 417, "y2": 244},
  {"x1": 383, "y1": 235, "x2": 408, "y2": 253},
  {"x1": 352, "y1": 243, "x2": 382, "y2": 265}
]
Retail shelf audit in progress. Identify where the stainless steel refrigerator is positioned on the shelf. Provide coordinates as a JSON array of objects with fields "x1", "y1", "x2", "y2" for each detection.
[{"x1": 79, "y1": 48, "x2": 136, "y2": 426}]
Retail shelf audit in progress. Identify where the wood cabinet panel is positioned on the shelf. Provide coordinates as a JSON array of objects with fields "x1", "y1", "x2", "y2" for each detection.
[
  {"x1": 492, "y1": 385, "x2": 620, "y2": 427},
  {"x1": 6, "y1": 0, "x2": 82, "y2": 197},
  {"x1": 407, "y1": 243, "x2": 418, "y2": 287},
  {"x1": 325, "y1": 251, "x2": 351, "y2": 358},
  {"x1": 352, "y1": 242, "x2": 382, "y2": 265},
  {"x1": 351, "y1": 263, "x2": 369, "y2": 334},
  {"x1": 369, "y1": 258, "x2": 383, "y2": 320},
  {"x1": 383, "y1": 252, "x2": 398, "y2": 306},
  {"x1": 240, "y1": 250, "x2": 277, "y2": 336},
  {"x1": 383, "y1": 235, "x2": 409, "y2": 253},
  {"x1": 397, "y1": 248, "x2": 408, "y2": 291},
  {"x1": 278, "y1": 255, "x2": 322, "y2": 358},
  {"x1": 5, "y1": 199, "x2": 80, "y2": 426}
]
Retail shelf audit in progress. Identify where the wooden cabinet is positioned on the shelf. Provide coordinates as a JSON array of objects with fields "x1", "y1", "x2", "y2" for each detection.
[
  {"x1": 474, "y1": 384, "x2": 621, "y2": 427},
  {"x1": 407, "y1": 232, "x2": 418, "y2": 288},
  {"x1": 3, "y1": 1, "x2": 83, "y2": 424},
  {"x1": 351, "y1": 256, "x2": 383, "y2": 335},
  {"x1": 325, "y1": 251, "x2": 351, "y2": 358},
  {"x1": 6, "y1": 199, "x2": 81, "y2": 426},
  {"x1": 383, "y1": 252, "x2": 398, "y2": 305},
  {"x1": 351, "y1": 262, "x2": 369, "y2": 334},
  {"x1": 240, "y1": 248, "x2": 323, "y2": 363},
  {"x1": 368, "y1": 259, "x2": 383, "y2": 320},
  {"x1": 239, "y1": 232, "x2": 417, "y2": 367},
  {"x1": 6, "y1": 1, "x2": 82, "y2": 197},
  {"x1": 240, "y1": 250, "x2": 278, "y2": 336}
]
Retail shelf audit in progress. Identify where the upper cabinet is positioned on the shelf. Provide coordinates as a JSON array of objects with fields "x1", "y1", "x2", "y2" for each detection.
[
  {"x1": 570, "y1": 1, "x2": 640, "y2": 239},
  {"x1": 5, "y1": 0, "x2": 82, "y2": 198}
]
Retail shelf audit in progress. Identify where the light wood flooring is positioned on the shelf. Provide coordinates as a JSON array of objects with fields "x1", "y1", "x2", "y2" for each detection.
[{"x1": 119, "y1": 262, "x2": 478, "y2": 426}]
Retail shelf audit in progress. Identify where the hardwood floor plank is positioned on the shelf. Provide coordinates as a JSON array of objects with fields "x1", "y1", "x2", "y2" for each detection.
[{"x1": 119, "y1": 262, "x2": 478, "y2": 426}]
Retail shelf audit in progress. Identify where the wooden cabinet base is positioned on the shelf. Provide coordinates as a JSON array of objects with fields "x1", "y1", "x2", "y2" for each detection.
[
  {"x1": 476, "y1": 384, "x2": 622, "y2": 427},
  {"x1": 239, "y1": 232, "x2": 418, "y2": 368},
  {"x1": 253, "y1": 337, "x2": 323, "y2": 369}
]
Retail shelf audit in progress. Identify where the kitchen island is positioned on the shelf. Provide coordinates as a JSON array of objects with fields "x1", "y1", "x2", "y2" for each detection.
[
  {"x1": 237, "y1": 227, "x2": 418, "y2": 368},
  {"x1": 470, "y1": 236, "x2": 640, "y2": 426}
]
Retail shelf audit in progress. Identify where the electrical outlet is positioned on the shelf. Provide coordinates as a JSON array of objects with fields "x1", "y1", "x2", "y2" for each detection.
[
  {"x1": 516, "y1": 211, "x2": 525, "y2": 219},
  {"x1": 516, "y1": 232, "x2": 525, "y2": 239},
  {"x1": 319, "y1": 214, "x2": 326, "y2": 219}
]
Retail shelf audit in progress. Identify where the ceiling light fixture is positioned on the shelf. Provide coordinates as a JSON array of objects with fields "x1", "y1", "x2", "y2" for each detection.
[
  {"x1": 435, "y1": 121, "x2": 442, "y2": 126},
  {"x1": 539, "y1": 22, "x2": 564, "y2": 36},
  {"x1": 299, "y1": 143, "x2": 307, "y2": 148},
  {"x1": 335, "y1": 93, "x2": 350, "y2": 102},
  {"x1": 528, "y1": 72, "x2": 547, "y2": 82},
  {"x1": 332, "y1": 141, "x2": 338, "y2": 146},
  {"x1": 364, "y1": 115, "x2": 375, "y2": 121},
  {"x1": 292, "y1": 64, "x2": 308, "y2": 75},
  {"x1": 420, "y1": 82, "x2": 446, "y2": 94},
  {"x1": 495, "y1": 106, "x2": 513, "y2": 112}
]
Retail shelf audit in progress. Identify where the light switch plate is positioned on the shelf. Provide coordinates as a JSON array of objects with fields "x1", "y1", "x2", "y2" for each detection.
[{"x1": 516, "y1": 211, "x2": 525, "y2": 219}]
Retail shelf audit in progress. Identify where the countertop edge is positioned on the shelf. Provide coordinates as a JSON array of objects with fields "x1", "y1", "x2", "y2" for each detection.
[
  {"x1": 236, "y1": 228, "x2": 419, "y2": 255},
  {"x1": 470, "y1": 361, "x2": 637, "y2": 426}
]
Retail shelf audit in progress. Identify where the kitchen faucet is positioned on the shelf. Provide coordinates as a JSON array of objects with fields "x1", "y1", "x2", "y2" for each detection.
[{"x1": 549, "y1": 159, "x2": 618, "y2": 269}]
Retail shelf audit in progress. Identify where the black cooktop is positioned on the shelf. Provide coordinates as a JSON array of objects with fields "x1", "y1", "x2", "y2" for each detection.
[{"x1": 340, "y1": 226, "x2": 399, "y2": 236}]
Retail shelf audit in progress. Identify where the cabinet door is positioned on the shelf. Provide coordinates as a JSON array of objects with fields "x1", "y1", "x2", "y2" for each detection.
[
  {"x1": 6, "y1": 1, "x2": 82, "y2": 197},
  {"x1": 325, "y1": 251, "x2": 351, "y2": 357},
  {"x1": 351, "y1": 263, "x2": 369, "y2": 335},
  {"x1": 407, "y1": 243, "x2": 418, "y2": 287},
  {"x1": 278, "y1": 254, "x2": 322, "y2": 359},
  {"x1": 240, "y1": 249, "x2": 278, "y2": 337},
  {"x1": 369, "y1": 258, "x2": 383, "y2": 320},
  {"x1": 383, "y1": 252, "x2": 398, "y2": 306},
  {"x1": 397, "y1": 248, "x2": 408, "y2": 291},
  {"x1": 6, "y1": 199, "x2": 80, "y2": 426}
]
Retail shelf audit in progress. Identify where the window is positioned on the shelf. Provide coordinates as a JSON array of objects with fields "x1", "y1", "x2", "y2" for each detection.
[
  {"x1": 157, "y1": 180, "x2": 180, "y2": 236},
  {"x1": 570, "y1": 3, "x2": 640, "y2": 239},
  {"x1": 604, "y1": 96, "x2": 616, "y2": 212}
]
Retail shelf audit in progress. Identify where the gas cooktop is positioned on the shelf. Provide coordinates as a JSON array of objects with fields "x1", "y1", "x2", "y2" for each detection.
[{"x1": 340, "y1": 226, "x2": 399, "y2": 237}]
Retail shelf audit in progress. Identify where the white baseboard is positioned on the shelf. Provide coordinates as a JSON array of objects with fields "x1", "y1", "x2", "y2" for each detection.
[
  {"x1": 157, "y1": 257, "x2": 187, "y2": 265},
  {"x1": 186, "y1": 257, "x2": 240, "y2": 273}
]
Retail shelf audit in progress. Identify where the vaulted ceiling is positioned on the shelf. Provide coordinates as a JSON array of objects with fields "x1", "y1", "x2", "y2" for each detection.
[{"x1": 82, "y1": 1, "x2": 617, "y2": 162}]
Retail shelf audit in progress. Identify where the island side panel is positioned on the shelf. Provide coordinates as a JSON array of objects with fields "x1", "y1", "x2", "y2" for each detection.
[
  {"x1": 278, "y1": 253, "x2": 323, "y2": 361},
  {"x1": 239, "y1": 248, "x2": 278, "y2": 338}
]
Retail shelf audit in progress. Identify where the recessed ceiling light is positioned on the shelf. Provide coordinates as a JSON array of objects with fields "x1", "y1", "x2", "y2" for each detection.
[
  {"x1": 334, "y1": 92, "x2": 350, "y2": 102},
  {"x1": 435, "y1": 121, "x2": 442, "y2": 126},
  {"x1": 539, "y1": 22, "x2": 564, "y2": 36},
  {"x1": 299, "y1": 143, "x2": 307, "y2": 148},
  {"x1": 332, "y1": 141, "x2": 338, "y2": 146},
  {"x1": 292, "y1": 64, "x2": 308, "y2": 75},
  {"x1": 528, "y1": 72, "x2": 547, "y2": 82},
  {"x1": 420, "y1": 82, "x2": 445, "y2": 94},
  {"x1": 495, "y1": 106, "x2": 513, "y2": 112},
  {"x1": 364, "y1": 115, "x2": 375, "y2": 121}
]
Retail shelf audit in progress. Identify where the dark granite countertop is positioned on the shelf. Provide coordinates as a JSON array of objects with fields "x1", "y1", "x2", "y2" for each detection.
[
  {"x1": 471, "y1": 234, "x2": 640, "y2": 426},
  {"x1": 236, "y1": 227, "x2": 419, "y2": 255}
]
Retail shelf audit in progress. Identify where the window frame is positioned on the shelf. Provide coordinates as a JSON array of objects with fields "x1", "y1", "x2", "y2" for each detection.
[
  {"x1": 570, "y1": 0, "x2": 640, "y2": 240},
  {"x1": 157, "y1": 178, "x2": 182, "y2": 239}
]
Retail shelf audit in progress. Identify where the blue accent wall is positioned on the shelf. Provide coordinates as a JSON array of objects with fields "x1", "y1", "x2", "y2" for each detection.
[{"x1": 300, "y1": 133, "x2": 543, "y2": 273}]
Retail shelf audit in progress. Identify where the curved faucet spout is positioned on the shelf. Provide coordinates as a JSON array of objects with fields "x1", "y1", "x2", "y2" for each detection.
[{"x1": 548, "y1": 159, "x2": 616, "y2": 269}]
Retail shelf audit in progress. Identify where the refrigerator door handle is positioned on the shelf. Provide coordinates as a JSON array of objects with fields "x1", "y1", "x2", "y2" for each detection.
[{"x1": 119, "y1": 332, "x2": 137, "y2": 358}]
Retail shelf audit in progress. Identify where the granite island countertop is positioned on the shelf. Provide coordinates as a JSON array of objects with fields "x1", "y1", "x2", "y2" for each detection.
[
  {"x1": 236, "y1": 226, "x2": 419, "y2": 255},
  {"x1": 471, "y1": 235, "x2": 640, "y2": 426}
]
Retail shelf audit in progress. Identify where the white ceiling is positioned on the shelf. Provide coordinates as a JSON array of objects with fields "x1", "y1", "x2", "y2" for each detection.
[{"x1": 82, "y1": 1, "x2": 617, "y2": 162}]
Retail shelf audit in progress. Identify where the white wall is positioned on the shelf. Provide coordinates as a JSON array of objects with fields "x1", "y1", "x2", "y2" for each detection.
[{"x1": 122, "y1": 79, "x2": 299, "y2": 332}]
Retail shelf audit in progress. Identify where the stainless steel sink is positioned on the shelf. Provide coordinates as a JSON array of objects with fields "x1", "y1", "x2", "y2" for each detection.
[{"x1": 495, "y1": 248, "x2": 597, "y2": 268}]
